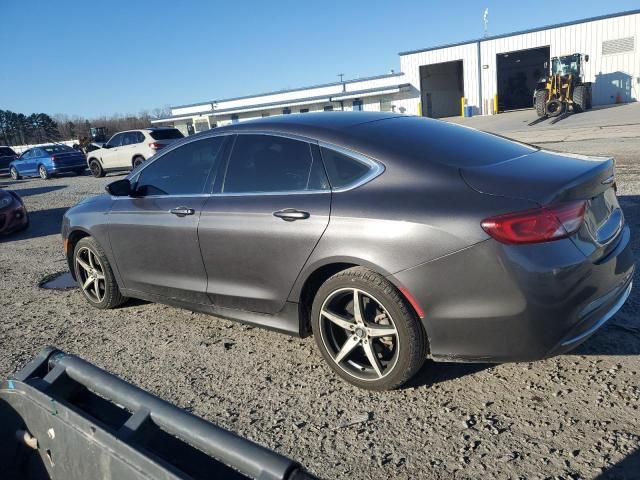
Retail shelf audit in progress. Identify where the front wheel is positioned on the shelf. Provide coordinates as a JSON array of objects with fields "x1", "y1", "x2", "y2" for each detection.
[
  {"x1": 73, "y1": 237, "x2": 127, "y2": 309},
  {"x1": 38, "y1": 165, "x2": 50, "y2": 180},
  {"x1": 10, "y1": 167, "x2": 20, "y2": 180},
  {"x1": 89, "y1": 159, "x2": 105, "y2": 178},
  {"x1": 311, "y1": 267, "x2": 427, "y2": 390}
]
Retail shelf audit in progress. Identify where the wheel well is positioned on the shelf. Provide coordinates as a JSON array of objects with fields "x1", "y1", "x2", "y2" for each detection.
[
  {"x1": 66, "y1": 230, "x2": 91, "y2": 279},
  {"x1": 298, "y1": 263, "x2": 357, "y2": 336}
]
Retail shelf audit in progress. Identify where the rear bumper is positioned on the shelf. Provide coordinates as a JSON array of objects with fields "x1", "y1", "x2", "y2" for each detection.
[
  {"x1": 50, "y1": 164, "x2": 86, "y2": 173},
  {"x1": 391, "y1": 225, "x2": 634, "y2": 363}
]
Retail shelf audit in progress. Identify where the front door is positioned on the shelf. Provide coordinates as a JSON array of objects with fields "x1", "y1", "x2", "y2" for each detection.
[
  {"x1": 198, "y1": 133, "x2": 331, "y2": 314},
  {"x1": 107, "y1": 135, "x2": 229, "y2": 304}
]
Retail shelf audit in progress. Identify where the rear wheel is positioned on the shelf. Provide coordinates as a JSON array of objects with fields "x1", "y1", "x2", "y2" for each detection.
[
  {"x1": 10, "y1": 167, "x2": 20, "y2": 180},
  {"x1": 38, "y1": 165, "x2": 50, "y2": 180},
  {"x1": 573, "y1": 85, "x2": 587, "y2": 113},
  {"x1": 311, "y1": 267, "x2": 427, "y2": 390},
  {"x1": 89, "y1": 159, "x2": 104, "y2": 178},
  {"x1": 73, "y1": 237, "x2": 127, "y2": 309},
  {"x1": 132, "y1": 156, "x2": 145, "y2": 169},
  {"x1": 546, "y1": 98, "x2": 565, "y2": 117},
  {"x1": 534, "y1": 90, "x2": 548, "y2": 117}
]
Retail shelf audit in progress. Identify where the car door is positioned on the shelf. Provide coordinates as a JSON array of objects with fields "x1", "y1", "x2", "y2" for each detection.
[
  {"x1": 31, "y1": 148, "x2": 48, "y2": 171},
  {"x1": 198, "y1": 133, "x2": 331, "y2": 314},
  {"x1": 100, "y1": 133, "x2": 124, "y2": 169},
  {"x1": 19, "y1": 149, "x2": 36, "y2": 175},
  {"x1": 107, "y1": 135, "x2": 229, "y2": 304},
  {"x1": 116, "y1": 131, "x2": 138, "y2": 168}
]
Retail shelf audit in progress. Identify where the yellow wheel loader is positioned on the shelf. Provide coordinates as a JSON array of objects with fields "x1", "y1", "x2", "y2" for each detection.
[{"x1": 534, "y1": 53, "x2": 592, "y2": 118}]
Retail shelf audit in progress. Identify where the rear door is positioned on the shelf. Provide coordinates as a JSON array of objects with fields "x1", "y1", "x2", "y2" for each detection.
[
  {"x1": 198, "y1": 133, "x2": 331, "y2": 314},
  {"x1": 116, "y1": 132, "x2": 139, "y2": 168},
  {"x1": 107, "y1": 136, "x2": 229, "y2": 303}
]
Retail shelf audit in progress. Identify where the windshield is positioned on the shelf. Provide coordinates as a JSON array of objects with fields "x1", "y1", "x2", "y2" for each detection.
[
  {"x1": 551, "y1": 54, "x2": 581, "y2": 76},
  {"x1": 149, "y1": 129, "x2": 184, "y2": 140}
]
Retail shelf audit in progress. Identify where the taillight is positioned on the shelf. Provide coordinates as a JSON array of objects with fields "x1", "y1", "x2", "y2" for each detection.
[
  {"x1": 149, "y1": 142, "x2": 164, "y2": 150},
  {"x1": 50, "y1": 155, "x2": 56, "y2": 162},
  {"x1": 481, "y1": 201, "x2": 586, "y2": 245}
]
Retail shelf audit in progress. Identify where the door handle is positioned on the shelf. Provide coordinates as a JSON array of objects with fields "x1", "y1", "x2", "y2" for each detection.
[
  {"x1": 170, "y1": 206, "x2": 195, "y2": 216},
  {"x1": 273, "y1": 209, "x2": 310, "y2": 221}
]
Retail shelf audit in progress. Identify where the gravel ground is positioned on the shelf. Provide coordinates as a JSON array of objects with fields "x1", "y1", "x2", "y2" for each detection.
[{"x1": 1, "y1": 131, "x2": 639, "y2": 479}]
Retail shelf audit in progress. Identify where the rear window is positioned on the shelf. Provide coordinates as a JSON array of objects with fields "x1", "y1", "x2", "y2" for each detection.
[
  {"x1": 352, "y1": 116, "x2": 536, "y2": 168},
  {"x1": 149, "y1": 129, "x2": 184, "y2": 140},
  {"x1": 0, "y1": 147, "x2": 16, "y2": 156},
  {"x1": 43, "y1": 145, "x2": 74, "y2": 154},
  {"x1": 320, "y1": 147, "x2": 373, "y2": 189}
]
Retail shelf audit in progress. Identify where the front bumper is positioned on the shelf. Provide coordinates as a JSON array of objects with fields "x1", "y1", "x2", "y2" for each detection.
[
  {"x1": 0, "y1": 202, "x2": 28, "y2": 234},
  {"x1": 391, "y1": 225, "x2": 634, "y2": 363}
]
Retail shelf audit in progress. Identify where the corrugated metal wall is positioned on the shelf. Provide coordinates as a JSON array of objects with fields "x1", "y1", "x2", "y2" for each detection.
[{"x1": 401, "y1": 11, "x2": 640, "y2": 115}]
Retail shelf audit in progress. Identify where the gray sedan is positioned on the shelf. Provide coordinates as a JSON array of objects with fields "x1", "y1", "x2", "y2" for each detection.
[{"x1": 62, "y1": 112, "x2": 633, "y2": 390}]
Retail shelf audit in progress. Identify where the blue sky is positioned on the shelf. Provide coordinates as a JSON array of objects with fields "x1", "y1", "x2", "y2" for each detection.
[{"x1": 1, "y1": 1, "x2": 637, "y2": 117}]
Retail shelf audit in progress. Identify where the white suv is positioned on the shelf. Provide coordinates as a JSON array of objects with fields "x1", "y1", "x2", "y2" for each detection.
[{"x1": 87, "y1": 128, "x2": 184, "y2": 177}]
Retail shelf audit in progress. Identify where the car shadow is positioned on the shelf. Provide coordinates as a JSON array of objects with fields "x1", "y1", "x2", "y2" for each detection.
[
  {"x1": 0, "y1": 207, "x2": 68, "y2": 243},
  {"x1": 596, "y1": 447, "x2": 640, "y2": 479},
  {"x1": 6, "y1": 185, "x2": 67, "y2": 197},
  {"x1": 402, "y1": 360, "x2": 492, "y2": 389}
]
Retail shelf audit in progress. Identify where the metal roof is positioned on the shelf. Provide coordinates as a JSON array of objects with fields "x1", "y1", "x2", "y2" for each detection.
[
  {"x1": 399, "y1": 9, "x2": 640, "y2": 56},
  {"x1": 154, "y1": 83, "x2": 411, "y2": 122},
  {"x1": 171, "y1": 72, "x2": 405, "y2": 110}
]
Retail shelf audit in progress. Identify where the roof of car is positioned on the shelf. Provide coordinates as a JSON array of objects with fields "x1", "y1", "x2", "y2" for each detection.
[{"x1": 235, "y1": 111, "x2": 398, "y2": 129}]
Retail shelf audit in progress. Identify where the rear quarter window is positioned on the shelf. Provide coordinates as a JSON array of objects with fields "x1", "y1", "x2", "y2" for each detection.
[
  {"x1": 149, "y1": 129, "x2": 184, "y2": 140},
  {"x1": 352, "y1": 116, "x2": 536, "y2": 168},
  {"x1": 320, "y1": 147, "x2": 374, "y2": 189}
]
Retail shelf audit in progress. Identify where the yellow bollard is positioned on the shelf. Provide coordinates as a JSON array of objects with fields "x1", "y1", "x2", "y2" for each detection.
[
  {"x1": 417, "y1": 101, "x2": 422, "y2": 117},
  {"x1": 493, "y1": 95, "x2": 498, "y2": 114},
  {"x1": 460, "y1": 97, "x2": 465, "y2": 117}
]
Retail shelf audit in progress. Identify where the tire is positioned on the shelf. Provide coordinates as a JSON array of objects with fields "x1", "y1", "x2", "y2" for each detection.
[
  {"x1": 73, "y1": 237, "x2": 127, "y2": 309},
  {"x1": 10, "y1": 167, "x2": 20, "y2": 180},
  {"x1": 534, "y1": 90, "x2": 547, "y2": 117},
  {"x1": 38, "y1": 165, "x2": 50, "y2": 180},
  {"x1": 311, "y1": 266, "x2": 427, "y2": 390},
  {"x1": 546, "y1": 98, "x2": 565, "y2": 117},
  {"x1": 89, "y1": 159, "x2": 105, "y2": 178},
  {"x1": 132, "y1": 156, "x2": 145, "y2": 169},
  {"x1": 573, "y1": 85, "x2": 587, "y2": 113}
]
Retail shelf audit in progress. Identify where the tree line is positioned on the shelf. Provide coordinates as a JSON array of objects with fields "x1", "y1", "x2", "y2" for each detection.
[{"x1": 0, "y1": 106, "x2": 171, "y2": 146}]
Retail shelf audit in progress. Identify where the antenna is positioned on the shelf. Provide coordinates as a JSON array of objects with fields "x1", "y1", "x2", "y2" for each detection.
[
  {"x1": 337, "y1": 73, "x2": 344, "y2": 83},
  {"x1": 483, "y1": 8, "x2": 489, "y2": 37}
]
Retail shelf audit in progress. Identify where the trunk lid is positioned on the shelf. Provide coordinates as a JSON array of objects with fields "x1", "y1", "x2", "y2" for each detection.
[{"x1": 461, "y1": 149, "x2": 623, "y2": 261}]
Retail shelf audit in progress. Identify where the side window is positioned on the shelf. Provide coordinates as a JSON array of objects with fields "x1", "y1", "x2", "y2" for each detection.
[
  {"x1": 107, "y1": 133, "x2": 123, "y2": 148},
  {"x1": 223, "y1": 135, "x2": 327, "y2": 194},
  {"x1": 136, "y1": 132, "x2": 145, "y2": 143},
  {"x1": 122, "y1": 132, "x2": 138, "y2": 146},
  {"x1": 136, "y1": 136, "x2": 227, "y2": 196},
  {"x1": 320, "y1": 147, "x2": 377, "y2": 190},
  {"x1": 21, "y1": 150, "x2": 32, "y2": 159}
]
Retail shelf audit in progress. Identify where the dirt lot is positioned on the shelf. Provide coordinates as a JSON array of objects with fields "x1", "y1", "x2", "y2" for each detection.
[{"x1": 1, "y1": 112, "x2": 639, "y2": 479}]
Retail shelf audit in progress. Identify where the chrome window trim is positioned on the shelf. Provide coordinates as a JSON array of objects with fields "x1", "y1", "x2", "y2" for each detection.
[{"x1": 318, "y1": 141, "x2": 385, "y2": 192}]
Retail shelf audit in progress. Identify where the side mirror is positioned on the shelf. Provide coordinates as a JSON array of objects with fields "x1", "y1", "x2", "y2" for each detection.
[
  {"x1": 106, "y1": 179, "x2": 132, "y2": 197},
  {"x1": 102, "y1": 143, "x2": 111, "y2": 149},
  {"x1": 584, "y1": 54, "x2": 589, "y2": 62}
]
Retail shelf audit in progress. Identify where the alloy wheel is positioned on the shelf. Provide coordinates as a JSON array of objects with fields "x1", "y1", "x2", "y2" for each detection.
[
  {"x1": 10, "y1": 167, "x2": 18, "y2": 180},
  {"x1": 319, "y1": 287, "x2": 399, "y2": 381},
  {"x1": 39, "y1": 166, "x2": 47, "y2": 179},
  {"x1": 75, "y1": 246, "x2": 106, "y2": 303}
]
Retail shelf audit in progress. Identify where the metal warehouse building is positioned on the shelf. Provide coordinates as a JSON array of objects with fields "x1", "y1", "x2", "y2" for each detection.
[{"x1": 155, "y1": 9, "x2": 639, "y2": 132}]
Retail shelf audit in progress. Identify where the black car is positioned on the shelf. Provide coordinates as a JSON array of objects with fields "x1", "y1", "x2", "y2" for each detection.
[
  {"x1": 0, "y1": 146, "x2": 18, "y2": 176},
  {"x1": 62, "y1": 112, "x2": 633, "y2": 390}
]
